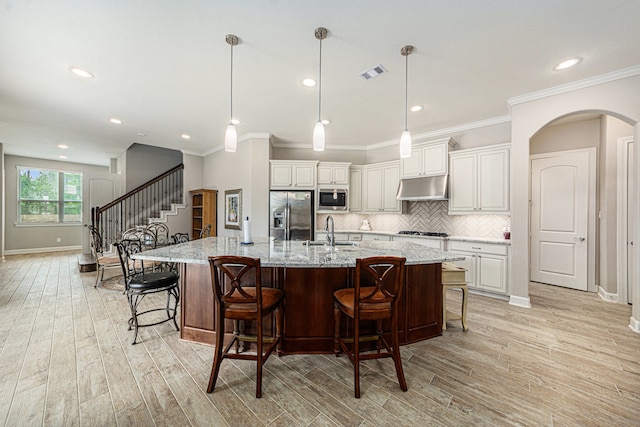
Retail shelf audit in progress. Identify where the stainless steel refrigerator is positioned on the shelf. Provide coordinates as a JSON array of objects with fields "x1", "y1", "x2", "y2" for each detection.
[{"x1": 269, "y1": 191, "x2": 314, "y2": 241}]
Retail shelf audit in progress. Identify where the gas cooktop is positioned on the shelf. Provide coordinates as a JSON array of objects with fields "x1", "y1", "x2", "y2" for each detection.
[{"x1": 398, "y1": 230, "x2": 449, "y2": 237}]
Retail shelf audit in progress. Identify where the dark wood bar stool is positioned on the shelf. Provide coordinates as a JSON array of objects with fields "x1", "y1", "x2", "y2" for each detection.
[
  {"x1": 207, "y1": 256, "x2": 284, "y2": 398},
  {"x1": 333, "y1": 256, "x2": 407, "y2": 398}
]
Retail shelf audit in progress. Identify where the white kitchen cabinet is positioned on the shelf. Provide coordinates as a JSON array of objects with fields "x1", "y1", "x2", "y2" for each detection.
[
  {"x1": 317, "y1": 162, "x2": 350, "y2": 186},
  {"x1": 364, "y1": 161, "x2": 401, "y2": 213},
  {"x1": 270, "y1": 160, "x2": 318, "y2": 189},
  {"x1": 401, "y1": 138, "x2": 455, "y2": 178},
  {"x1": 448, "y1": 144, "x2": 510, "y2": 214},
  {"x1": 361, "y1": 233, "x2": 391, "y2": 241},
  {"x1": 392, "y1": 235, "x2": 445, "y2": 250},
  {"x1": 349, "y1": 166, "x2": 363, "y2": 212},
  {"x1": 315, "y1": 232, "x2": 362, "y2": 242},
  {"x1": 447, "y1": 240, "x2": 509, "y2": 295}
]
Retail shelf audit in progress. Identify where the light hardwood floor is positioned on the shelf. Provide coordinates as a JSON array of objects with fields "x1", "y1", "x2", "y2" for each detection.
[{"x1": 0, "y1": 251, "x2": 638, "y2": 426}]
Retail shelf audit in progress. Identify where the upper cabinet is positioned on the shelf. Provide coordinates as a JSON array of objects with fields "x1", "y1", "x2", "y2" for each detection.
[
  {"x1": 401, "y1": 138, "x2": 456, "y2": 179},
  {"x1": 448, "y1": 144, "x2": 510, "y2": 214},
  {"x1": 317, "y1": 162, "x2": 351, "y2": 186},
  {"x1": 270, "y1": 160, "x2": 318, "y2": 189},
  {"x1": 363, "y1": 161, "x2": 401, "y2": 213},
  {"x1": 349, "y1": 166, "x2": 363, "y2": 212}
]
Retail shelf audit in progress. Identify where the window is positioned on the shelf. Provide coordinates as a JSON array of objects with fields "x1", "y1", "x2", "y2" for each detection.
[{"x1": 18, "y1": 167, "x2": 82, "y2": 223}]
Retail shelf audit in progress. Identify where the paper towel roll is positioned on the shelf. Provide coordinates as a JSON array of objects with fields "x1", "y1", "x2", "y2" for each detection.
[{"x1": 243, "y1": 217, "x2": 252, "y2": 243}]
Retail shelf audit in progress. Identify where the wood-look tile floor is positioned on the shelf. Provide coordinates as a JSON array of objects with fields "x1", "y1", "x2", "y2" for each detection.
[{"x1": 1, "y1": 251, "x2": 639, "y2": 426}]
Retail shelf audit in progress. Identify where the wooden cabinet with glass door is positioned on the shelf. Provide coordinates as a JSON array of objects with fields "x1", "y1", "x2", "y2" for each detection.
[{"x1": 190, "y1": 189, "x2": 217, "y2": 239}]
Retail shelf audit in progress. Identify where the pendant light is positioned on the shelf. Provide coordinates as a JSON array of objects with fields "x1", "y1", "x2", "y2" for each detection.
[
  {"x1": 399, "y1": 45, "x2": 413, "y2": 158},
  {"x1": 224, "y1": 34, "x2": 239, "y2": 152},
  {"x1": 313, "y1": 27, "x2": 327, "y2": 152}
]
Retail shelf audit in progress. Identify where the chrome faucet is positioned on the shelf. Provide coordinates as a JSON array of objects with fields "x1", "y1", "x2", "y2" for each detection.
[{"x1": 325, "y1": 215, "x2": 335, "y2": 246}]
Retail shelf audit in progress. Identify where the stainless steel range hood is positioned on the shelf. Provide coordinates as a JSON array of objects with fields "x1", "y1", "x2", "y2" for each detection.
[{"x1": 396, "y1": 175, "x2": 448, "y2": 201}]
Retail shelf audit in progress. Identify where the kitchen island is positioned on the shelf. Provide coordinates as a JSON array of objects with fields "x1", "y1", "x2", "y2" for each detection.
[{"x1": 134, "y1": 236, "x2": 462, "y2": 354}]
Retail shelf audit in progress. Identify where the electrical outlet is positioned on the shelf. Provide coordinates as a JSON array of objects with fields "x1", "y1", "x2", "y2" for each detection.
[{"x1": 56, "y1": 237, "x2": 61, "y2": 243}]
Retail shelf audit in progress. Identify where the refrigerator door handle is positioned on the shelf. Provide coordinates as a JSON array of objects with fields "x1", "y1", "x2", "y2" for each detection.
[{"x1": 284, "y1": 203, "x2": 290, "y2": 240}]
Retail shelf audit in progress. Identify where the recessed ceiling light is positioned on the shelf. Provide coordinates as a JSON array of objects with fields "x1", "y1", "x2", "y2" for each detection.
[
  {"x1": 57, "y1": 144, "x2": 69, "y2": 149},
  {"x1": 321, "y1": 119, "x2": 330, "y2": 125},
  {"x1": 180, "y1": 134, "x2": 191, "y2": 140},
  {"x1": 109, "y1": 118, "x2": 123, "y2": 124},
  {"x1": 69, "y1": 67, "x2": 94, "y2": 78},
  {"x1": 410, "y1": 105, "x2": 423, "y2": 112},
  {"x1": 59, "y1": 155, "x2": 68, "y2": 159},
  {"x1": 136, "y1": 132, "x2": 147, "y2": 137},
  {"x1": 553, "y1": 57, "x2": 582, "y2": 71},
  {"x1": 302, "y1": 78, "x2": 316, "y2": 87},
  {"x1": 230, "y1": 118, "x2": 240, "y2": 125}
]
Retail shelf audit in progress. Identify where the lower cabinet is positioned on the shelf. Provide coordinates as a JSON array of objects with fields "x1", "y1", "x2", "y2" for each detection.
[
  {"x1": 316, "y1": 232, "x2": 362, "y2": 242},
  {"x1": 361, "y1": 233, "x2": 391, "y2": 241},
  {"x1": 447, "y1": 240, "x2": 509, "y2": 295}
]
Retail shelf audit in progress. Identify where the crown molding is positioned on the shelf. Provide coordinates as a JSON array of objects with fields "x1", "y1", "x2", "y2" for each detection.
[
  {"x1": 508, "y1": 65, "x2": 640, "y2": 106},
  {"x1": 270, "y1": 141, "x2": 367, "y2": 151},
  {"x1": 366, "y1": 115, "x2": 512, "y2": 151}
]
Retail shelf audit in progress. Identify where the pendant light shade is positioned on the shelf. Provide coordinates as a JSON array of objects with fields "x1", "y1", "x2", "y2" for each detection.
[
  {"x1": 313, "y1": 121, "x2": 325, "y2": 151},
  {"x1": 224, "y1": 123, "x2": 237, "y2": 152},
  {"x1": 399, "y1": 129, "x2": 412, "y2": 158},
  {"x1": 400, "y1": 45, "x2": 413, "y2": 159},
  {"x1": 313, "y1": 27, "x2": 328, "y2": 152},
  {"x1": 225, "y1": 34, "x2": 239, "y2": 152}
]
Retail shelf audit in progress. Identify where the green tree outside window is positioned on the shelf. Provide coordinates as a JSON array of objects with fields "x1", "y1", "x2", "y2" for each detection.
[{"x1": 19, "y1": 167, "x2": 82, "y2": 223}]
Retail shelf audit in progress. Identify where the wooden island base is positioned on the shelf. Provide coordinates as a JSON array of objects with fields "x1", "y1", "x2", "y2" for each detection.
[{"x1": 179, "y1": 263, "x2": 443, "y2": 354}]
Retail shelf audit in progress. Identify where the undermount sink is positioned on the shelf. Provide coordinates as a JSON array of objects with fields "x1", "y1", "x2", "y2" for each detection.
[{"x1": 303, "y1": 240, "x2": 359, "y2": 247}]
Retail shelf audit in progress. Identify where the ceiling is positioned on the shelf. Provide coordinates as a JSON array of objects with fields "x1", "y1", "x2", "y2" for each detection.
[{"x1": 1, "y1": 0, "x2": 640, "y2": 166}]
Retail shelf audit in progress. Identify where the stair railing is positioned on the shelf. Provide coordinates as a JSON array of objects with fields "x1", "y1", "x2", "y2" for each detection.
[{"x1": 92, "y1": 164, "x2": 184, "y2": 247}]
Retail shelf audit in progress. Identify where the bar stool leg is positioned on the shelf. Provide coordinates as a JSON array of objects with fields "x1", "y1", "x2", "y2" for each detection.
[
  {"x1": 442, "y1": 285, "x2": 448, "y2": 331},
  {"x1": 461, "y1": 285, "x2": 469, "y2": 332}
]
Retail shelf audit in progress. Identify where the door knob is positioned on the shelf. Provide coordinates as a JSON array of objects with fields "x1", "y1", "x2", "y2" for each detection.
[{"x1": 574, "y1": 237, "x2": 586, "y2": 241}]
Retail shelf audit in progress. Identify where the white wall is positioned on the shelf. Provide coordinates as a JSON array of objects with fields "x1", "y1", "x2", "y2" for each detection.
[
  {"x1": 530, "y1": 118, "x2": 600, "y2": 154},
  {"x1": 162, "y1": 153, "x2": 204, "y2": 236},
  {"x1": 271, "y1": 146, "x2": 367, "y2": 164},
  {"x1": 509, "y1": 73, "x2": 640, "y2": 331},
  {"x1": 203, "y1": 136, "x2": 270, "y2": 238},
  {"x1": 4, "y1": 155, "x2": 109, "y2": 252},
  {"x1": 124, "y1": 143, "x2": 183, "y2": 191}
]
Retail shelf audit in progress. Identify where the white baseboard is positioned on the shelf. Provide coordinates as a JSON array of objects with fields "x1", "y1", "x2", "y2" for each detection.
[
  {"x1": 598, "y1": 286, "x2": 619, "y2": 303},
  {"x1": 509, "y1": 295, "x2": 531, "y2": 308},
  {"x1": 4, "y1": 245, "x2": 82, "y2": 255},
  {"x1": 630, "y1": 317, "x2": 640, "y2": 334}
]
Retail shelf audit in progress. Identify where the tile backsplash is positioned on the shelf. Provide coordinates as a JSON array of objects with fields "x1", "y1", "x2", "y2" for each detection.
[{"x1": 317, "y1": 201, "x2": 510, "y2": 239}]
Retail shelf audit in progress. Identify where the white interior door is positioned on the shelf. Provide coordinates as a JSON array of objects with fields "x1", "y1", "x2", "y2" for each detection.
[
  {"x1": 530, "y1": 151, "x2": 591, "y2": 290},
  {"x1": 82, "y1": 171, "x2": 120, "y2": 253}
]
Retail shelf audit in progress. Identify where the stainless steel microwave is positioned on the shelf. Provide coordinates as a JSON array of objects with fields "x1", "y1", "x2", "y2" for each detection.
[{"x1": 317, "y1": 188, "x2": 348, "y2": 211}]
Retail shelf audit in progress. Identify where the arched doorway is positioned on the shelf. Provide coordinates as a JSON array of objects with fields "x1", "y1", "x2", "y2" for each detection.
[
  {"x1": 528, "y1": 113, "x2": 633, "y2": 298},
  {"x1": 507, "y1": 72, "x2": 640, "y2": 332}
]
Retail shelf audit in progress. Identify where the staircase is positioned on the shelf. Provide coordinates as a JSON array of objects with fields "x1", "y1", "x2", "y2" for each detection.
[{"x1": 92, "y1": 164, "x2": 185, "y2": 247}]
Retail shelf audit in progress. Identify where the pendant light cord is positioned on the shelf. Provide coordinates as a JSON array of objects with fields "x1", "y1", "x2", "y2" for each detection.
[
  {"x1": 318, "y1": 36, "x2": 322, "y2": 122},
  {"x1": 230, "y1": 42, "x2": 234, "y2": 121},
  {"x1": 404, "y1": 52, "x2": 408, "y2": 131}
]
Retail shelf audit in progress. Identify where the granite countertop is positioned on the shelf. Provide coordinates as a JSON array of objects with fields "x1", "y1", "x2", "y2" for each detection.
[
  {"x1": 132, "y1": 236, "x2": 463, "y2": 268},
  {"x1": 316, "y1": 229, "x2": 511, "y2": 245}
]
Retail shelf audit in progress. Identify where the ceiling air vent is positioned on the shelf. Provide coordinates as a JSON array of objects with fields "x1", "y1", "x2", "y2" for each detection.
[{"x1": 358, "y1": 64, "x2": 387, "y2": 80}]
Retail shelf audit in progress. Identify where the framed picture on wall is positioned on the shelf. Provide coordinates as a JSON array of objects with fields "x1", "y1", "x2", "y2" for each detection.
[{"x1": 224, "y1": 189, "x2": 242, "y2": 230}]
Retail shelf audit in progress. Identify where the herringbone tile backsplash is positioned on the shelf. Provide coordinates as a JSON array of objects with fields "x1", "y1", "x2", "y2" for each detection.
[{"x1": 318, "y1": 201, "x2": 510, "y2": 239}]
